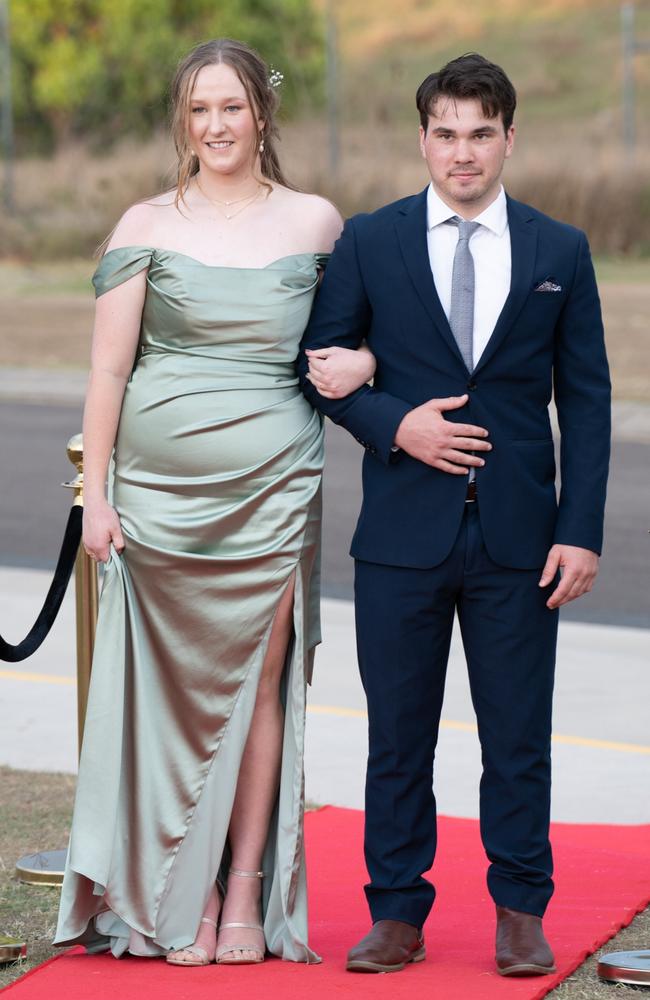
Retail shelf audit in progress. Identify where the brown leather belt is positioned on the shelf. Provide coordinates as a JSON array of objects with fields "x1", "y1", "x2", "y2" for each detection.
[{"x1": 465, "y1": 480, "x2": 477, "y2": 502}]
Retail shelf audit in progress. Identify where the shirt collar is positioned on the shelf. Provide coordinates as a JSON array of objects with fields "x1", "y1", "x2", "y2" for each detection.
[{"x1": 426, "y1": 183, "x2": 508, "y2": 236}]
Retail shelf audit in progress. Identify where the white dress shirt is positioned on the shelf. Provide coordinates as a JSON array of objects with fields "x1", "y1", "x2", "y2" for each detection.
[{"x1": 426, "y1": 183, "x2": 511, "y2": 368}]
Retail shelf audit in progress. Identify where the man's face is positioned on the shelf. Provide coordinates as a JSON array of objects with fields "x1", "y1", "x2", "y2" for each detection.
[{"x1": 419, "y1": 96, "x2": 514, "y2": 217}]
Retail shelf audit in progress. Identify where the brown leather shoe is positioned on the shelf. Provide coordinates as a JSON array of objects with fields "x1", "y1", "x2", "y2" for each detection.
[
  {"x1": 346, "y1": 919, "x2": 425, "y2": 973},
  {"x1": 495, "y1": 906, "x2": 556, "y2": 976}
]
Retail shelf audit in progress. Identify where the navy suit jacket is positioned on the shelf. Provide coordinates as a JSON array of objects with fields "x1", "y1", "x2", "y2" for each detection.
[{"x1": 298, "y1": 188, "x2": 611, "y2": 570}]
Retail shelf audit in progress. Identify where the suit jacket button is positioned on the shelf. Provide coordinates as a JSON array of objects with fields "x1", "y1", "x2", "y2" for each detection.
[{"x1": 467, "y1": 381, "x2": 477, "y2": 390}]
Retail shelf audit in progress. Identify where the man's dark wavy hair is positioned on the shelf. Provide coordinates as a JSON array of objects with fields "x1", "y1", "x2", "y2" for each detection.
[{"x1": 416, "y1": 53, "x2": 516, "y2": 135}]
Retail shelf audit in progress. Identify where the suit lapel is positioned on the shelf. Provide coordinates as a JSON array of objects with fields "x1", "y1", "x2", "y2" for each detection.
[
  {"x1": 473, "y1": 196, "x2": 538, "y2": 375},
  {"x1": 395, "y1": 188, "x2": 468, "y2": 370}
]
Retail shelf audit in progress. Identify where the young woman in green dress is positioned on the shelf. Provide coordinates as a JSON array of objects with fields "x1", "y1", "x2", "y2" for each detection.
[{"x1": 54, "y1": 38, "x2": 374, "y2": 967}]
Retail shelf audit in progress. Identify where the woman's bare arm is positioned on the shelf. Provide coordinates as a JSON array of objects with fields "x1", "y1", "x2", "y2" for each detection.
[{"x1": 82, "y1": 267, "x2": 147, "y2": 561}]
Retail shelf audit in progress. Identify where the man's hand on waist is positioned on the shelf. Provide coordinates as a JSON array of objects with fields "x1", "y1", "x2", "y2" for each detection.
[{"x1": 393, "y1": 395, "x2": 491, "y2": 473}]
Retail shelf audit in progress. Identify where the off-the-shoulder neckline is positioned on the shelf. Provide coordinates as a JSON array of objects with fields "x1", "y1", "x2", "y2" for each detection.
[{"x1": 99, "y1": 246, "x2": 329, "y2": 271}]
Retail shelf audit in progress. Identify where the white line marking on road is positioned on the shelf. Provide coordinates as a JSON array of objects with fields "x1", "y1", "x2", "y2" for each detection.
[{"x1": 2, "y1": 672, "x2": 647, "y2": 756}]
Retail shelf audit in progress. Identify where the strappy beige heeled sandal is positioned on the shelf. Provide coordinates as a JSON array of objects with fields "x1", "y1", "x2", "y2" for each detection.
[
  {"x1": 216, "y1": 868, "x2": 266, "y2": 965},
  {"x1": 166, "y1": 915, "x2": 219, "y2": 966}
]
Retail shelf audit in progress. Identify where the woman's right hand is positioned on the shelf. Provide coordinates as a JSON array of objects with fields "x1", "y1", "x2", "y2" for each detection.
[
  {"x1": 305, "y1": 344, "x2": 377, "y2": 399},
  {"x1": 83, "y1": 499, "x2": 125, "y2": 563}
]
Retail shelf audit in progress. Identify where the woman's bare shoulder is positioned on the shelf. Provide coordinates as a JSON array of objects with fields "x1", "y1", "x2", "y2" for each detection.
[
  {"x1": 278, "y1": 188, "x2": 341, "y2": 220},
  {"x1": 105, "y1": 190, "x2": 178, "y2": 253},
  {"x1": 274, "y1": 187, "x2": 344, "y2": 250}
]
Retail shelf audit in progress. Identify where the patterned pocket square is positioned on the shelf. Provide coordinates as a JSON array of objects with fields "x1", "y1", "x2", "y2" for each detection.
[{"x1": 534, "y1": 278, "x2": 563, "y2": 292}]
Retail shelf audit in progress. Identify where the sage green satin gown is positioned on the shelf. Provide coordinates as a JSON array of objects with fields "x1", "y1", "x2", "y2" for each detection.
[{"x1": 54, "y1": 247, "x2": 326, "y2": 963}]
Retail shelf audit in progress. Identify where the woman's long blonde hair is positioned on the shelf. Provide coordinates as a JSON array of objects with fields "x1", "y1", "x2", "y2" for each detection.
[{"x1": 170, "y1": 38, "x2": 292, "y2": 205}]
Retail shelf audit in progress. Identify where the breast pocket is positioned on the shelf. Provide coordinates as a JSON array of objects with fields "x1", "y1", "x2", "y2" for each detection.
[{"x1": 527, "y1": 290, "x2": 567, "y2": 318}]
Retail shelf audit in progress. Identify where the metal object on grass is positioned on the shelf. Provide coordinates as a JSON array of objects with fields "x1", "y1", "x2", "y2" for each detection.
[
  {"x1": 598, "y1": 949, "x2": 650, "y2": 986},
  {"x1": 14, "y1": 850, "x2": 68, "y2": 888},
  {"x1": 0, "y1": 936, "x2": 27, "y2": 964}
]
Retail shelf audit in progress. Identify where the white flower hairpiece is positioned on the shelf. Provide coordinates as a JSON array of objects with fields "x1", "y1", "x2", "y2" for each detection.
[{"x1": 269, "y1": 68, "x2": 284, "y2": 89}]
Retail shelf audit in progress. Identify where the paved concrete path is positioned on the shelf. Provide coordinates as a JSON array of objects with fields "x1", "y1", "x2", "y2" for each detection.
[{"x1": 1, "y1": 566, "x2": 648, "y2": 824}]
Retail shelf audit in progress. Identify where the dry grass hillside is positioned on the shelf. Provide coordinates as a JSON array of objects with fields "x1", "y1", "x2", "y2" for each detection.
[
  {"x1": 2, "y1": 1, "x2": 650, "y2": 258},
  {"x1": 2, "y1": 125, "x2": 649, "y2": 260},
  {"x1": 336, "y1": 0, "x2": 614, "y2": 57},
  {"x1": 324, "y1": 0, "x2": 650, "y2": 146}
]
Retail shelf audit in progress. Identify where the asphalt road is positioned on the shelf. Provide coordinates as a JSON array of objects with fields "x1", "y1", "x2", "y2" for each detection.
[{"x1": 1, "y1": 400, "x2": 648, "y2": 627}]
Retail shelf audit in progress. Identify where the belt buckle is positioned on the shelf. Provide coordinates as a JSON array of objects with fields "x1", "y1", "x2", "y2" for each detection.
[{"x1": 465, "y1": 480, "x2": 477, "y2": 503}]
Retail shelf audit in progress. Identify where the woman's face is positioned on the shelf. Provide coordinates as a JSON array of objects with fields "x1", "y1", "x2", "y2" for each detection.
[{"x1": 188, "y1": 62, "x2": 263, "y2": 178}]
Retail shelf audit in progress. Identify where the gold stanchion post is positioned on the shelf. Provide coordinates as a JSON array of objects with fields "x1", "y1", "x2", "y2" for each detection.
[
  {"x1": 64, "y1": 433, "x2": 98, "y2": 752},
  {"x1": 14, "y1": 434, "x2": 99, "y2": 890}
]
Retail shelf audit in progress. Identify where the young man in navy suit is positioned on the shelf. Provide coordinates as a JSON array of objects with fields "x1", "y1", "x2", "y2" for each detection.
[{"x1": 299, "y1": 54, "x2": 610, "y2": 976}]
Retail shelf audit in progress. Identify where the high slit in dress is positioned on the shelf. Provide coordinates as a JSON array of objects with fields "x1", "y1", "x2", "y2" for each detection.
[{"x1": 54, "y1": 247, "x2": 326, "y2": 963}]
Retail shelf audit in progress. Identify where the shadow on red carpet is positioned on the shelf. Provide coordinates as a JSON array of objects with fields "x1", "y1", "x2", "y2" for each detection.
[{"x1": 5, "y1": 807, "x2": 649, "y2": 1000}]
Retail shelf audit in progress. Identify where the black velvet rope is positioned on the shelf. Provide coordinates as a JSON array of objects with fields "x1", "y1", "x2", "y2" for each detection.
[{"x1": 0, "y1": 504, "x2": 82, "y2": 662}]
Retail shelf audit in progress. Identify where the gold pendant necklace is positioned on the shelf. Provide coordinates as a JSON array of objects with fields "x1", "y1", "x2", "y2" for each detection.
[{"x1": 196, "y1": 177, "x2": 262, "y2": 219}]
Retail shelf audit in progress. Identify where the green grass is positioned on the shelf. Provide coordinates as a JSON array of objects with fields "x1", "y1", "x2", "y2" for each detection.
[
  {"x1": 593, "y1": 257, "x2": 650, "y2": 284},
  {"x1": 0, "y1": 260, "x2": 93, "y2": 299},
  {"x1": 0, "y1": 767, "x2": 76, "y2": 989},
  {"x1": 0, "y1": 255, "x2": 644, "y2": 301}
]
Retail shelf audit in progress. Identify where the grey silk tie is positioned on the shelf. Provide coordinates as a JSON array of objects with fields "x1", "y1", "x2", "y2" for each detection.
[
  {"x1": 448, "y1": 217, "x2": 480, "y2": 372},
  {"x1": 448, "y1": 216, "x2": 480, "y2": 486}
]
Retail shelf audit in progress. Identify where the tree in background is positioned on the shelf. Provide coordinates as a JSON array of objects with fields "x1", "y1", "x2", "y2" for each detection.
[{"x1": 9, "y1": 0, "x2": 323, "y2": 150}]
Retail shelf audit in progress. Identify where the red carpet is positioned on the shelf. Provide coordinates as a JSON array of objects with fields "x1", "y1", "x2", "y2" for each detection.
[{"x1": 6, "y1": 808, "x2": 650, "y2": 1000}]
